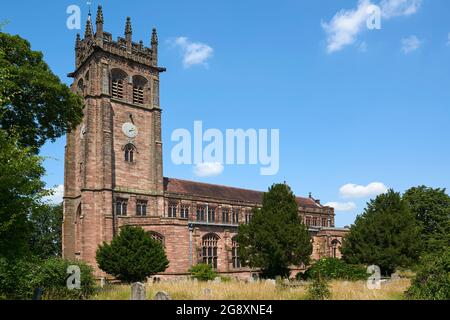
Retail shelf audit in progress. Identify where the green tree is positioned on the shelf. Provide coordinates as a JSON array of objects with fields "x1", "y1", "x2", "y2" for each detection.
[
  {"x1": 406, "y1": 248, "x2": 450, "y2": 300},
  {"x1": 29, "y1": 203, "x2": 63, "y2": 259},
  {"x1": 96, "y1": 226, "x2": 169, "y2": 283},
  {"x1": 236, "y1": 183, "x2": 312, "y2": 279},
  {"x1": 403, "y1": 186, "x2": 450, "y2": 251},
  {"x1": 341, "y1": 190, "x2": 422, "y2": 275},
  {"x1": 0, "y1": 32, "x2": 83, "y2": 152},
  {"x1": 0, "y1": 130, "x2": 47, "y2": 260}
]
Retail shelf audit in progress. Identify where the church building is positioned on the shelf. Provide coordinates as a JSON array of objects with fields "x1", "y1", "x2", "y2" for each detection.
[{"x1": 62, "y1": 7, "x2": 349, "y2": 279}]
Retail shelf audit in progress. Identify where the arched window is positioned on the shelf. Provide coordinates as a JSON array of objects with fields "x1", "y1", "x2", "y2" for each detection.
[
  {"x1": 208, "y1": 207, "x2": 216, "y2": 223},
  {"x1": 222, "y1": 208, "x2": 229, "y2": 224},
  {"x1": 132, "y1": 75, "x2": 148, "y2": 105},
  {"x1": 77, "y1": 79, "x2": 84, "y2": 95},
  {"x1": 202, "y1": 234, "x2": 219, "y2": 269},
  {"x1": 244, "y1": 211, "x2": 253, "y2": 224},
  {"x1": 180, "y1": 205, "x2": 189, "y2": 219},
  {"x1": 232, "y1": 209, "x2": 239, "y2": 224},
  {"x1": 124, "y1": 144, "x2": 135, "y2": 163},
  {"x1": 168, "y1": 202, "x2": 177, "y2": 218},
  {"x1": 136, "y1": 200, "x2": 147, "y2": 216},
  {"x1": 305, "y1": 216, "x2": 311, "y2": 227},
  {"x1": 149, "y1": 231, "x2": 165, "y2": 247},
  {"x1": 75, "y1": 204, "x2": 82, "y2": 256},
  {"x1": 231, "y1": 236, "x2": 241, "y2": 269},
  {"x1": 196, "y1": 206, "x2": 206, "y2": 222},
  {"x1": 331, "y1": 239, "x2": 340, "y2": 258},
  {"x1": 115, "y1": 198, "x2": 128, "y2": 216},
  {"x1": 111, "y1": 69, "x2": 127, "y2": 99}
]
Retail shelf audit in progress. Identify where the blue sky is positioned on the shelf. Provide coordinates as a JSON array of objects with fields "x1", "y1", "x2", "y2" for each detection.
[{"x1": 2, "y1": 0, "x2": 449, "y2": 227}]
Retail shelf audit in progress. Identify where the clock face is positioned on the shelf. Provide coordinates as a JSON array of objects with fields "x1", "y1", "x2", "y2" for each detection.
[{"x1": 122, "y1": 122, "x2": 138, "y2": 138}]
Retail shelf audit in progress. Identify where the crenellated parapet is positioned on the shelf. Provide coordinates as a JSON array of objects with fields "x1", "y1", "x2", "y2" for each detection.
[{"x1": 74, "y1": 6, "x2": 160, "y2": 70}]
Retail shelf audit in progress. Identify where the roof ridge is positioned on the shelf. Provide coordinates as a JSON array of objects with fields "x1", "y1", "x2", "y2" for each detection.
[
  {"x1": 164, "y1": 177, "x2": 264, "y2": 194},
  {"x1": 164, "y1": 177, "x2": 311, "y2": 201}
]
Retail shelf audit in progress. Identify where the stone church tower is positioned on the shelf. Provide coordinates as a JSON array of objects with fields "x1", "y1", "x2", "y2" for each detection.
[
  {"x1": 63, "y1": 6, "x2": 348, "y2": 279},
  {"x1": 63, "y1": 6, "x2": 166, "y2": 267}
]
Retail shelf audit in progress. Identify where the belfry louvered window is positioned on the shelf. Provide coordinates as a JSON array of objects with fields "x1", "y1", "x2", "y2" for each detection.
[
  {"x1": 112, "y1": 79, "x2": 124, "y2": 99},
  {"x1": 133, "y1": 86, "x2": 144, "y2": 104},
  {"x1": 111, "y1": 69, "x2": 127, "y2": 99},
  {"x1": 132, "y1": 75, "x2": 148, "y2": 105}
]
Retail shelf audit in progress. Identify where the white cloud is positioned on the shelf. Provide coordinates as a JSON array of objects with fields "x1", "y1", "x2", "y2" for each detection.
[
  {"x1": 43, "y1": 185, "x2": 64, "y2": 204},
  {"x1": 380, "y1": 0, "x2": 422, "y2": 18},
  {"x1": 340, "y1": 182, "x2": 388, "y2": 199},
  {"x1": 322, "y1": 0, "x2": 375, "y2": 54},
  {"x1": 325, "y1": 202, "x2": 357, "y2": 212},
  {"x1": 194, "y1": 162, "x2": 224, "y2": 177},
  {"x1": 401, "y1": 35, "x2": 421, "y2": 53},
  {"x1": 322, "y1": 0, "x2": 421, "y2": 53},
  {"x1": 171, "y1": 37, "x2": 213, "y2": 68}
]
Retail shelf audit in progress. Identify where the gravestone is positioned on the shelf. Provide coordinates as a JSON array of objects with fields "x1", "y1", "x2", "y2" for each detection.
[
  {"x1": 204, "y1": 288, "x2": 212, "y2": 296},
  {"x1": 100, "y1": 277, "x2": 106, "y2": 288},
  {"x1": 131, "y1": 282, "x2": 146, "y2": 300},
  {"x1": 154, "y1": 291, "x2": 172, "y2": 300},
  {"x1": 152, "y1": 277, "x2": 161, "y2": 284},
  {"x1": 265, "y1": 279, "x2": 276, "y2": 285},
  {"x1": 33, "y1": 288, "x2": 43, "y2": 300},
  {"x1": 391, "y1": 273, "x2": 401, "y2": 281},
  {"x1": 213, "y1": 277, "x2": 221, "y2": 284}
]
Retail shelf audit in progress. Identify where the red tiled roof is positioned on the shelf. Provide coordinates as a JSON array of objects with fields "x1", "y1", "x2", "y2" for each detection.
[{"x1": 163, "y1": 177, "x2": 321, "y2": 208}]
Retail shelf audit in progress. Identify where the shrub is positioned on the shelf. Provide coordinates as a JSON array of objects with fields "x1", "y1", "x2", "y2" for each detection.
[
  {"x1": 0, "y1": 257, "x2": 96, "y2": 300},
  {"x1": 32, "y1": 258, "x2": 96, "y2": 300},
  {"x1": 303, "y1": 258, "x2": 367, "y2": 281},
  {"x1": 306, "y1": 275, "x2": 331, "y2": 300},
  {"x1": 406, "y1": 249, "x2": 450, "y2": 300},
  {"x1": 189, "y1": 264, "x2": 217, "y2": 282},
  {"x1": 96, "y1": 226, "x2": 169, "y2": 283}
]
